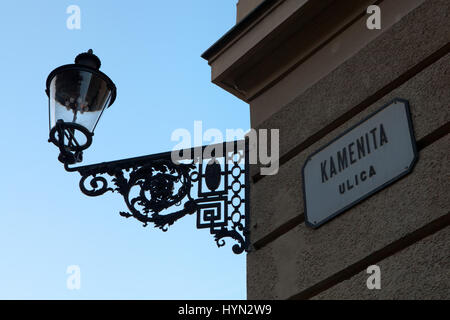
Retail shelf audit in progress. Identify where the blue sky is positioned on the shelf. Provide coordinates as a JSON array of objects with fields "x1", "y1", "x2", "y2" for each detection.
[{"x1": 0, "y1": 1, "x2": 249, "y2": 299}]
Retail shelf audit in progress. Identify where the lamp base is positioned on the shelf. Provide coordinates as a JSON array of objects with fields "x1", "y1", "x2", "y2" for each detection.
[{"x1": 49, "y1": 120, "x2": 93, "y2": 165}]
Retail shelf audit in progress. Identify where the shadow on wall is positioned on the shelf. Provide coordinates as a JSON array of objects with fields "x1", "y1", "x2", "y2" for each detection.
[{"x1": 236, "y1": 0, "x2": 266, "y2": 22}]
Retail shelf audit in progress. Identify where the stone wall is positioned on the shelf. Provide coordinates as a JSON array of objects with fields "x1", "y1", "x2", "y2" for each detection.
[{"x1": 247, "y1": 0, "x2": 450, "y2": 299}]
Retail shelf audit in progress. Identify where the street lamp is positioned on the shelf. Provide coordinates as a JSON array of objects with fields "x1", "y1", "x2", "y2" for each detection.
[
  {"x1": 46, "y1": 50, "x2": 249, "y2": 254},
  {"x1": 46, "y1": 49, "x2": 116, "y2": 164}
]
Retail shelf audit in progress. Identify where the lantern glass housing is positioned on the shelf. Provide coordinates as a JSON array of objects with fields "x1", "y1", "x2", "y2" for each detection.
[
  {"x1": 46, "y1": 50, "x2": 116, "y2": 134},
  {"x1": 48, "y1": 69, "x2": 113, "y2": 132}
]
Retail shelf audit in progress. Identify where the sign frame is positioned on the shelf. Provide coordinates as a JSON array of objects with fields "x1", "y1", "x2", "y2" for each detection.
[{"x1": 302, "y1": 98, "x2": 418, "y2": 229}]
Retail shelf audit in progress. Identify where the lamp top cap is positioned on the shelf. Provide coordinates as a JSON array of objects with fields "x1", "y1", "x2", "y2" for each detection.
[{"x1": 75, "y1": 49, "x2": 101, "y2": 70}]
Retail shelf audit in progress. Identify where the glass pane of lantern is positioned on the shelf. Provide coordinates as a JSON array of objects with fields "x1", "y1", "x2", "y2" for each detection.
[{"x1": 49, "y1": 69, "x2": 113, "y2": 132}]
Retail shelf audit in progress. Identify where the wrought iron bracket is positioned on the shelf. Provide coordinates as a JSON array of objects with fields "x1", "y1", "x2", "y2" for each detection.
[{"x1": 60, "y1": 138, "x2": 250, "y2": 254}]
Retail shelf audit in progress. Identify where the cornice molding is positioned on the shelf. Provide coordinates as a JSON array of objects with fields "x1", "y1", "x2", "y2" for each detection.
[{"x1": 202, "y1": 0, "x2": 376, "y2": 102}]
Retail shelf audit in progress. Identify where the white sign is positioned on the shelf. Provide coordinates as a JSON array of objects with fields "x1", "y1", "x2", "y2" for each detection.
[{"x1": 302, "y1": 99, "x2": 417, "y2": 228}]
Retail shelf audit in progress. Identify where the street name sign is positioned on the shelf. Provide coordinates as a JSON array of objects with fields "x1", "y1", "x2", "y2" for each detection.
[{"x1": 302, "y1": 99, "x2": 418, "y2": 228}]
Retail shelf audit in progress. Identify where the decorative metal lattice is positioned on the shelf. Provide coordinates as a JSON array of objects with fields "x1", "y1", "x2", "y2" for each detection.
[{"x1": 64, "y1": 140, "x2": 250, "y2": 254}]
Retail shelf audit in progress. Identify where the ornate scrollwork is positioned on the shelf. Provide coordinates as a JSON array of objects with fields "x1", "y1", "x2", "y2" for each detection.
[
  {"x1": 49, "y1": 120, "x2": 93, "y2": 165},
  {"x1": 79, "y1": 174, "x2": 113, "y2": 196},
  {"x1": 112, "y1": 160, "x2": 197, "y2": 230},
  {"x1": 68, "y1": 140, "x2": 250, "y2": 254}
]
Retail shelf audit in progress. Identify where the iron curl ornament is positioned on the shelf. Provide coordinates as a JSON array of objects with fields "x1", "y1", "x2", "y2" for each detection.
[{"x1": 62, "y1": 135, "x2": 250, "y2": 254}]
